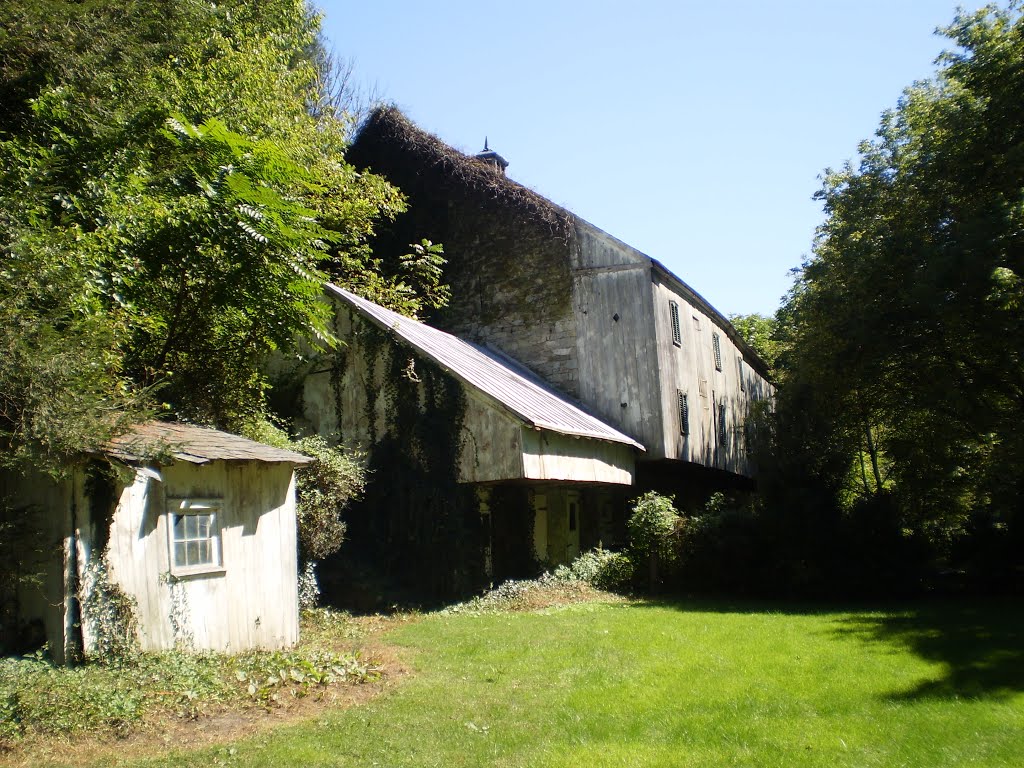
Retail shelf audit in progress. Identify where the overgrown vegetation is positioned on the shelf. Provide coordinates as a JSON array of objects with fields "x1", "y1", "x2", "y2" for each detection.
[
  {"x1": 0, "y1": 611, "x2": 378, "y2": 750},
  {"x1": 444, "y1": 548, "x2": 633, "y2": 615},
  {"x1": 241, "y1": 418, "x2": 367, "y2": 605},
  {"x1": 0, "y1": 0, "x2": 447, "y2": 476},
  {"x1": 701, "y1": 3, "x2": 1024, "y2": 598}
]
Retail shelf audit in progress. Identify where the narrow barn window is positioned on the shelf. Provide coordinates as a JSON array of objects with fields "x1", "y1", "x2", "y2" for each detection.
[
  {"x1": 168, "y1": 498, "x2": 223, "y2": 575},
  {"x1": 670, "y1": 301, "x2": 681, "y2": 347},
  {"x1": 737, "y1": 356, "x2": 745, "y2": 392},
  {"x1": 712, "y1": 332, "x2": 723, "y2": 372},
  {"x1": 718, "y1": 402, "x2": 727, "y2": 445},
  {"x1": 677, "y1": 390, "x2": 689, "y2": 436}
]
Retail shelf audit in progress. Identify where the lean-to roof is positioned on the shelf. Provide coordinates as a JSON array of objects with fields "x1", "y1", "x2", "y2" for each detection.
[{"x1": 328, "y1": 285, "x2": 645, "y2": 451}]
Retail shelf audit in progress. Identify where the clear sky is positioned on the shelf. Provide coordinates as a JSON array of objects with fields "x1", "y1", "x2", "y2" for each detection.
[{"x1": 318, "y1": 0, "x2": 991, "y2": 317}]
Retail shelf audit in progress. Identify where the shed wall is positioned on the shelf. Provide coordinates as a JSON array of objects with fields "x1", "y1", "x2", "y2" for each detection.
[{"x1": 105, "y1": 461, "x2": 299, "y2": 652}]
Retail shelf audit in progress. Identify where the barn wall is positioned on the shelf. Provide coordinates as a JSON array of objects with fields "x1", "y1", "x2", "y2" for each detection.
[
  {"x1": 301, "y1": 300, "x2": 529, "y2": 484},
  {"x1": 571, "y1": 222, "x2": 663, "y2": 456},
  {"x1": 439, "y1": 205, "x2": 582, "y2": 397},
  {"x1": 651, "y1": 275, "x2": 773, "y2": 477},
  {"x1": 105, "y1": 461, "x2": 298, "y2": 652},
  {"x1": 520, "y1": 429, "x2": 634, "y2": 485}
]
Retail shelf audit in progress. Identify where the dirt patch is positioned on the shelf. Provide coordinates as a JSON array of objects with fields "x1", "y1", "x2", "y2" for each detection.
[{"x1": 0, "y1": 617, "x2": 415, "y2": 768}]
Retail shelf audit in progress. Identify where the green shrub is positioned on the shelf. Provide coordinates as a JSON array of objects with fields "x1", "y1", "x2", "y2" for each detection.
[
  {"x1": 553, "y1": 548, "x2": 634, "y2": 592},
  {"x1": 627, "y1": 492, "x2": 680, "y2": 560},
  {"x1": 0, "y1": 643, "x2": 377, "y2": 747},
  {"x1": 627, "y1": 492, "x2": 682, "y2": 591}
]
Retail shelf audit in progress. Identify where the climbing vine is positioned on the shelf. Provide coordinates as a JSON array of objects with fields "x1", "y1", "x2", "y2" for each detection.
[
  {"x1": 339, "y1": 321, "x2": 485, "y2": 600},
  {"x1": 80, "y1": 558, "x2": 139, "y2": 664}
]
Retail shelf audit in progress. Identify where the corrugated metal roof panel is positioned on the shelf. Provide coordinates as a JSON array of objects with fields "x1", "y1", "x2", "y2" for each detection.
[
  {"x1": 104, "y1": 422, "x2": 313, "y2": 465},
  {"x1": 327, "y1": 285, "x2": 644, "y2": 451}
]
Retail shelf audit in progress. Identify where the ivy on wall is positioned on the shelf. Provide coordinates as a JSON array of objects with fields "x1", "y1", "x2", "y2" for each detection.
[{"x1": 328, "y1": 321, "x2": 486, "y2": 601}]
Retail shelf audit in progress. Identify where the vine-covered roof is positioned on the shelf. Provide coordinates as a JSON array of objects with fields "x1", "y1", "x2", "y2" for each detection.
[{"x1": 328, "y1": 284, "x2": 645, "y2": 451}]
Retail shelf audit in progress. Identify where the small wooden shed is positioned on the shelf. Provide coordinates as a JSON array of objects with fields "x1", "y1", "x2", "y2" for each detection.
[{"x1": 1, "y1": 423, "x2": 310, "y2": 663}]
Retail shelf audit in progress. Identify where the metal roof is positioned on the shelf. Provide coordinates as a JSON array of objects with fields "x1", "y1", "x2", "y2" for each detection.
[
  {"x1": 327, "y1": 285, "x2": 645, "y2": 451},
  {"x1": 104, "y1": 422, "x2": 313, "y2": 465}
]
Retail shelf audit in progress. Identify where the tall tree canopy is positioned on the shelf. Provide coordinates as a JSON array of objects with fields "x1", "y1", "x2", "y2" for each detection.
[
  {"x1": 0, "y1": 0, "x2": 433, "y2": 471},
  {"x1": 777, "y1": 2, "x2": 1024, "y2": 559}
]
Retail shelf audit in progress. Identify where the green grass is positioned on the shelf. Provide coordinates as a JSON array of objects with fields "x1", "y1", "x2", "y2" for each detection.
[{"x1": 68, "y1": 599, "x2": 1024, "y2": 766}]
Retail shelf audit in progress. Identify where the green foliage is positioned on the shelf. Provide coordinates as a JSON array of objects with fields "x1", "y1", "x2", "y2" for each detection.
[
  {"x1": 728, "y1": 312, "x2": 781, "y2": 374},
  {"x1": 627, "y1": 492, "x2": 680, "y2": 561},
  {"x1": 80, "y1": 559, "x2": 140, "y2": 665},
  {"x1": 242, "y1": 419, "x2": 367, "y2": 564},
  {"x1": 0, "y1": 639, "x2": 377, "y2": 748},
  {"x1": 293, "y1": 436, "x2": 367, "y2": 561},
  {"x1": 231, "y1": 648, "x2": 379, "y2": 705},
  {"x1": 0, "y1": 0, "x2": 447, "y2": 470},
  {"x1": 551, "y1": 547, "x2": 635, "y2": 592},
  {"x1": 446, "y1": 549, "x2": 634, "y2": 615},
  {"x1": 765, "y1": 2, "x2": 1024, "y2": 586}
]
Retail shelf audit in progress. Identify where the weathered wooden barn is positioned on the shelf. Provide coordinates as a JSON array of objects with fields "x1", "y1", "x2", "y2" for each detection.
[
  {"x1": 294, "y1": 286, "x2": 643, "y2": 595},
  {"x1": 347, "y1": 107, "x2": 774, "y2": 495},
  {"x1": 0, "y1": 423, "x2": 309, "y2": 662},
  {"x1": 285, "y1": 108, "x2": 773, "y2": 599}
]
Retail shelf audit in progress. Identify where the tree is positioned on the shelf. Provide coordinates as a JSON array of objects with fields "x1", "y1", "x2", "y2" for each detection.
[
  {"x1": 776, "y1": 2, "x2": 1024, "y2": 570},
  {"x1": 0, "y1": 0, "x2": 440, "y2": 471},
  {"x1": 729, "y1": 313, "x2": 781, "y2": 374}
]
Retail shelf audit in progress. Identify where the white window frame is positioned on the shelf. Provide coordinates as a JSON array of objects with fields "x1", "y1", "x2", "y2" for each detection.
[{"x1": 167, "y1": 498, "x2": 224, "y2": 577}]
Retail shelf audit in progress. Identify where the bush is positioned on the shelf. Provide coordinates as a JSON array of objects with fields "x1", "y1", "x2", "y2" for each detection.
[
  {"x1": 242, "y1": 421, "x2": 366, "y2": 562},
  {"x1": 444, "y1": 549, "x2": 634, "y2": 615},
  {"x1": 553, "y1": 548, "x2": 634, "y2": 592},
  {"x1": 627, "y1": 492, "x2": 680, "y2": 560},
  {"x1": 627, "y1": 492, "x2": 681, "y2": 591}
]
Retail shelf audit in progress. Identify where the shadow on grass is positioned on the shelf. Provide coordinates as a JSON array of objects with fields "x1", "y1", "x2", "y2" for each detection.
[
  {"x1": 830, "y1": 598, "x2": 1024, "y2": 701},
  {"x1": 633, "y1": 596, "x2": 1024, "y2": 701}
]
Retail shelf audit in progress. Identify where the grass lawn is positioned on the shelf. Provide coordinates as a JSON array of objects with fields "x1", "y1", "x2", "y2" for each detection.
[{"x1": 37, "y1": 598, "x2": 1024, "y2": 767}]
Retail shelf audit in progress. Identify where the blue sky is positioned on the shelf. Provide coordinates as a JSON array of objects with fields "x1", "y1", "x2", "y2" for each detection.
[{"x1": 318, "y1": 1, "x2": 990, "y2": 316}]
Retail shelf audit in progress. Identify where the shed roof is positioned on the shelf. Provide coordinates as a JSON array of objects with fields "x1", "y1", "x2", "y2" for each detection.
[
  {"x1": 104, "y1": 422, "x2": 313, "y2": 466},
  {"x1": 327, "y1": 285, "x2": 645, "y2": 451}
]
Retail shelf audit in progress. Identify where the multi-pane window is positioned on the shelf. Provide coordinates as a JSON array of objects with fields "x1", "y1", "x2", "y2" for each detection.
[
  {"x1": 718, "y1": 402, "x2": 727, "y2": 445},
  {"x1": 669, "y1": 301, "x2": 681, "y2": 347},
  {"x1": 168, "y1": 498, "x2": 222, "y2": 575},
  {"x1": 677, "y1": 390, "x2": 689, "y2": 436},
  {"x1": 712, "y1": 332, "x2": 723, "y2": 372}
]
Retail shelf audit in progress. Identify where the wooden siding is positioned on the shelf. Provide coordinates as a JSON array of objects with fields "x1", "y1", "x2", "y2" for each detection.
[
  {"x1": 571, "y1": 222, "x2": 665, "y2": 457},
  {"x1": 521, "y1": 429, "x2": 635, "y2": 485},
  {"x1": 3, "y1": 461, "x2": 299, "y2": 660},
  {"x1": 570, "y1": 219, "x2": 773, "y2": 476},
  {"x1": 651, "y1": 276, "x2": 773, "y2": 475},
  {"x1": 105, "y1": 461, "x2": 299, "y2": 652},
  {"x1": 0, "y1": 470, "x2": 83, "y2": 663},
  {"x1": 458, "y1": 393, "x2": 526, "y2": 483},
  {"x1": 301, "y1": 299, "x2": 637, "y2": 486}
]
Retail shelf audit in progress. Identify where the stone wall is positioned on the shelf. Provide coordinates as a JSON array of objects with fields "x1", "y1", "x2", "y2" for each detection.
[{"x1": 432, "y1": 201, "x2": 581, "y2": 397}]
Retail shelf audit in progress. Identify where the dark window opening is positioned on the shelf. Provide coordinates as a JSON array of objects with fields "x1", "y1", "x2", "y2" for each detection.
[{"x1": 670, "y1": 301, "x2": 681, "y2": 346}]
